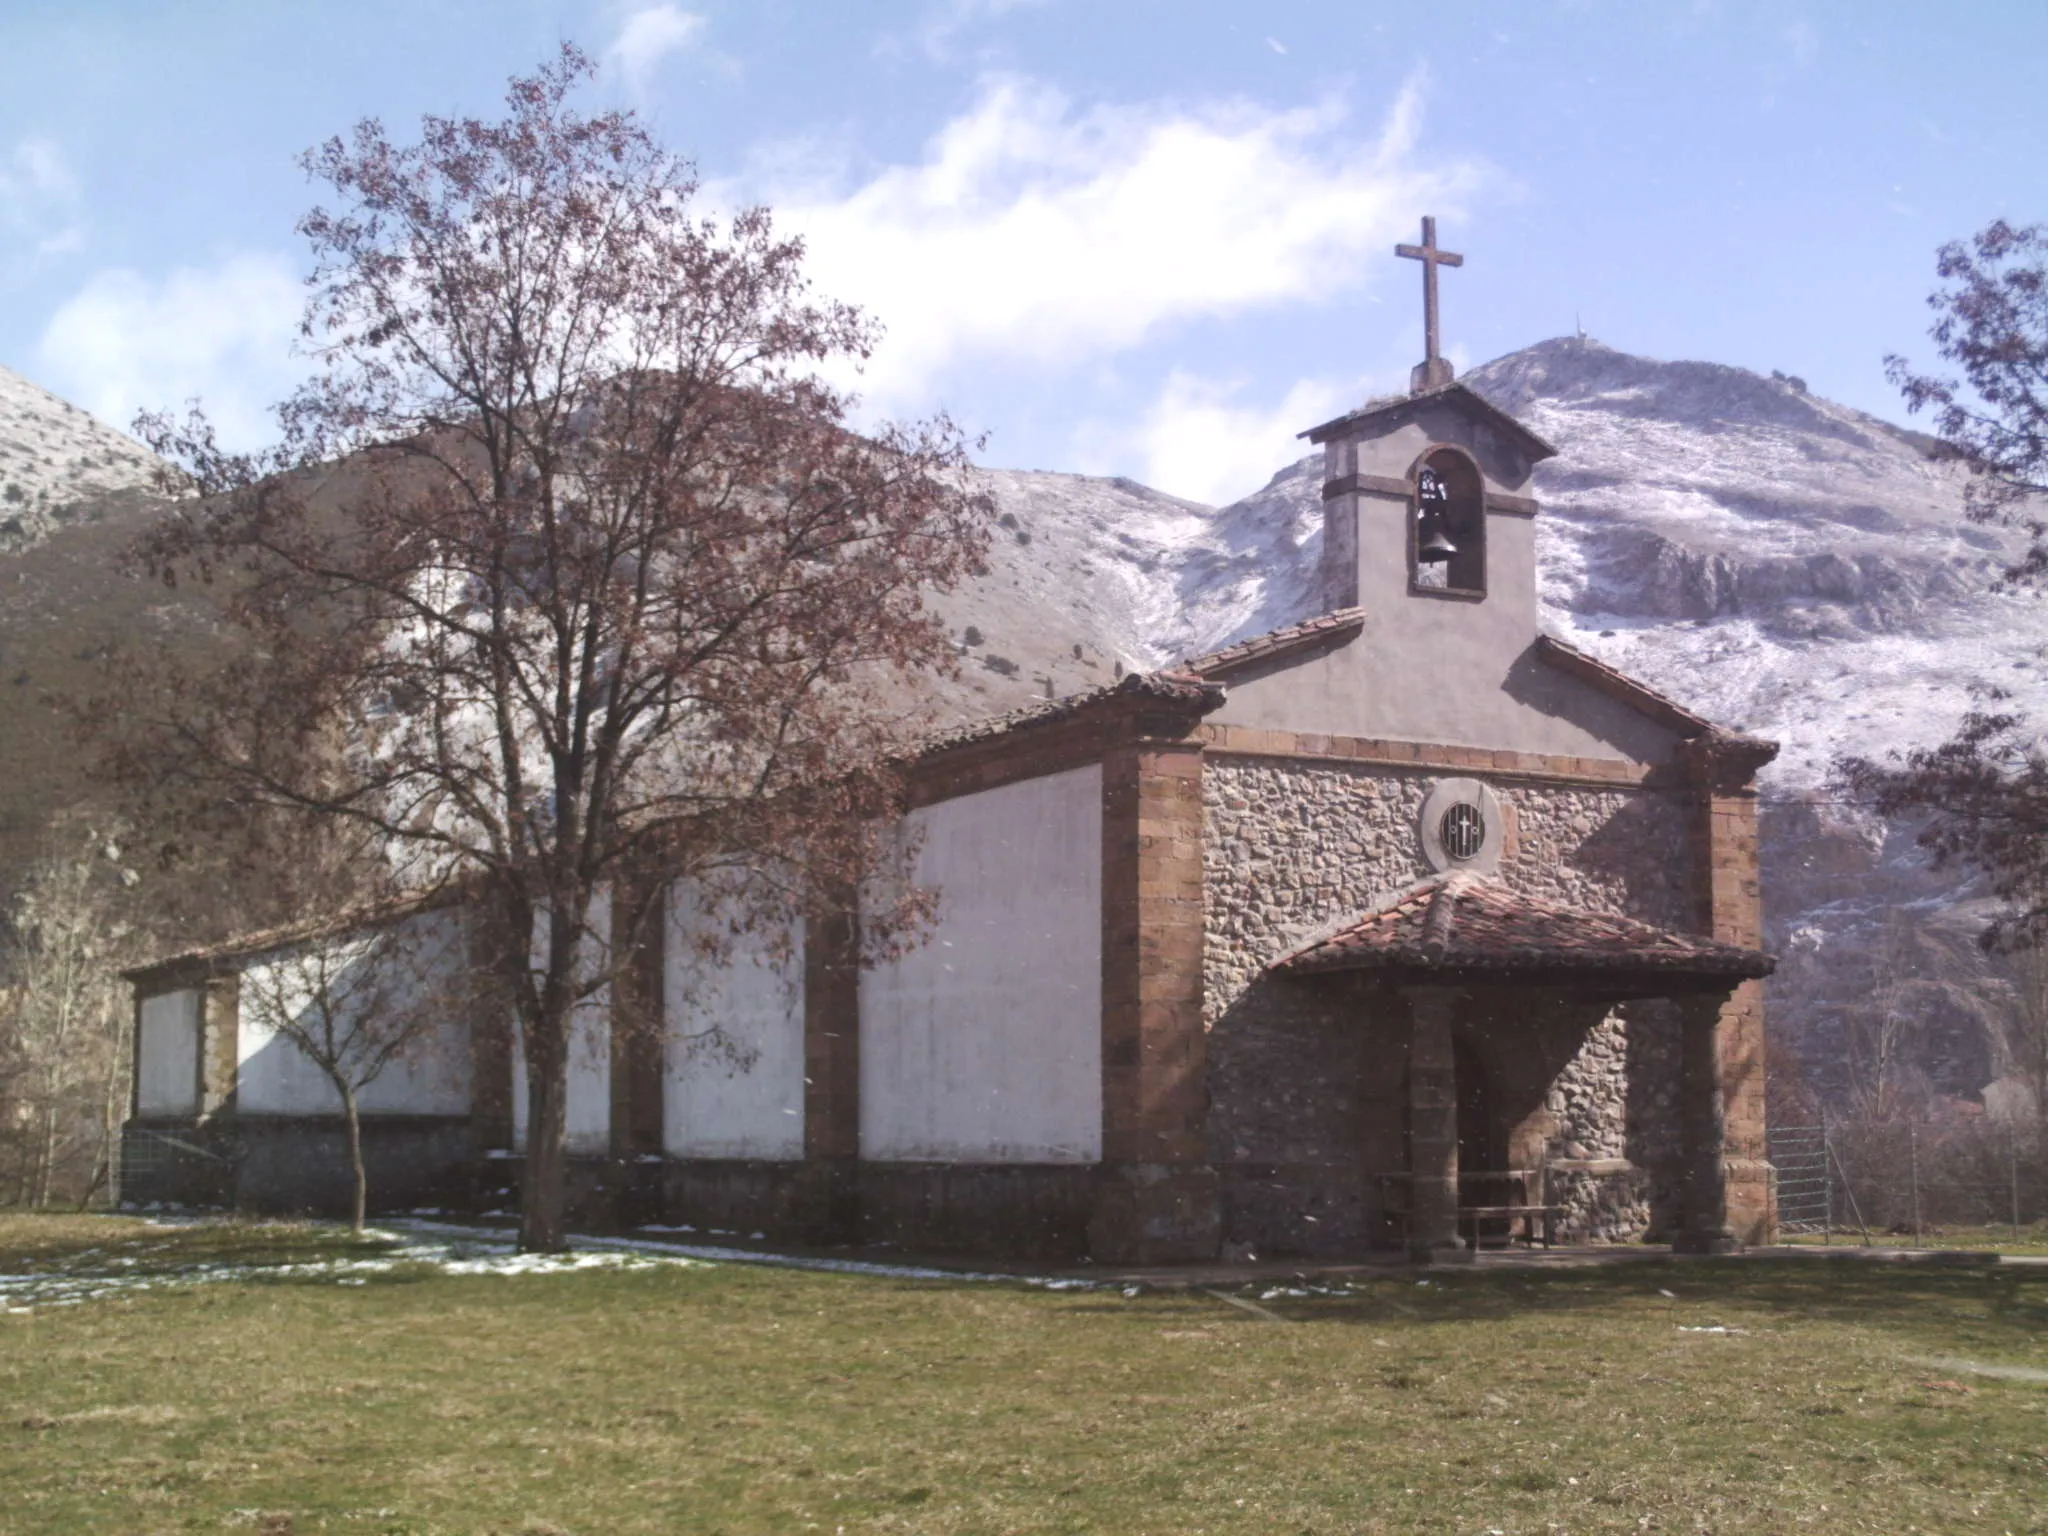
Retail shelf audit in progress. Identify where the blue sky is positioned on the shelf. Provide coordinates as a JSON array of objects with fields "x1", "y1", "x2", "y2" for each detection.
[{"x1": 1, "y1": 0, "x2": 2041, "y2": 505}]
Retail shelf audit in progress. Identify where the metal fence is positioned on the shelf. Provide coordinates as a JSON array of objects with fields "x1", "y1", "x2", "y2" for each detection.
[
  {"x1": 118, "y1": 1126, "x2": 233, "y2": 1206},
  {"x1": 1769, "y1": 1120, "x2": 1834, "y2": 1237},
  {"x1": 1770, "y1": 1113, "x2": 2041, "y2": 1243}
]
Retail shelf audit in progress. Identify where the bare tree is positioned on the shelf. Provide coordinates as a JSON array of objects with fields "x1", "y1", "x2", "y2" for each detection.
[
  {"x1": 112, "y1": 46, "x2": 988, "y2": 1251},
  {"x1": 1885, "y1": 220, "x2": 2048, "y2": 557},
  {"x1": 1997, "y1": 947, "x2": 2048, "y2": 1123},
  {"x1": 0, "y1": 819, "x2": 135, "y2": 1208},
  {"x1": 1844, "y1": 906, "x2": 1938, "y2": 1115},
  {"x1": 236, "y1": 900, "x2": 471, "y2": 1233},
  {"x1": 1843, "y1": 220, "x2": 2048, "y2": 951}
]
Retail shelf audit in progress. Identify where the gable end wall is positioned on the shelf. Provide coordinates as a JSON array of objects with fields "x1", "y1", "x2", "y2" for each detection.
[{"x1": 1201, "y1": 740, "x2": 1697, "y2": 1254}]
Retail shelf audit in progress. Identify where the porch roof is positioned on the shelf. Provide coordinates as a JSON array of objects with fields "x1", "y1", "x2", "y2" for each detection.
[{"x1": 1271, "y1": 873, "x2": 1774, "y2": 991}]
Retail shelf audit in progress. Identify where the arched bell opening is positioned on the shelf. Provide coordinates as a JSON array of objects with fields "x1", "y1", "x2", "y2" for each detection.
[{"x1": 1409, "y1": 445, "x2": 1486, "y2": 597}]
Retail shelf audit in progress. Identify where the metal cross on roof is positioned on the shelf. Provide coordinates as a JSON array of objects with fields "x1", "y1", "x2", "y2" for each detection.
[{"x1": 1396, "y1": 216, "x2": 1463, "y2": 390}]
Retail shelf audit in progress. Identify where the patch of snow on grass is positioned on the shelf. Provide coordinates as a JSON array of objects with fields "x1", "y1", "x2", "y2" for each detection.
[{"x1": 0, "y1": 1223, "x2": 704, "y2": 1310}]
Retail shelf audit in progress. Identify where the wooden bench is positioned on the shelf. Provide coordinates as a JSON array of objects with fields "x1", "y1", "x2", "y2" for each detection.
[
  {"x1": 1371, "y1": 1169, "x2": 1564, "y2": 1251},
  {"x1": 1458, "y1": 1201, "x2": 1562, "y2": 1250},
  {"x1": 1459, "y1": 1169, "x2": 1560, "y2": 1250}
]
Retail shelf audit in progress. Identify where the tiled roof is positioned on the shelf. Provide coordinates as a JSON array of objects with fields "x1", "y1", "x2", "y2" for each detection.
[
  {"x1": 1532, "y1": 634, "x2": 1719, "y2": 736},
  {"x1": 914, "y1": 668, "x2": 1225, "y2": 757},
  {"x1": 1299, "y1": 382, "x2": 1558, "y2": 461},
  {"x1": 121, "y1": 886, "x2": 466, "y2": 984},
  {"x1": 1182, "y1": 607, "x2": 1366, "y2": 679},
  {"x1": 1535, "y1": 635, "x2": 1781, "y2": 779},
  {"x1": 1274, "y1": 872, "x2": 1774, "y2": 983}
]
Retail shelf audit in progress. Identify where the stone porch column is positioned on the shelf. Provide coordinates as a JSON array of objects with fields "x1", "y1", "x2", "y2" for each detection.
[
  {"x1": 1404, "y1": 986, "x2": 1468, "y2": 1263},
  {"x1": 1673, "y1": 987, "x2": 1740, "y2": 1254}
]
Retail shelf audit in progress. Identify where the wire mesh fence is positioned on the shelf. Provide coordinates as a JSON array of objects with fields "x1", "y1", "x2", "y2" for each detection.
[
  {"x1": 1770, "y1": 1110, "x2": 2043, "y2": 1244},
  {"x1": 118, "y1": 1126, "x2": 233, "y2": 1206}
]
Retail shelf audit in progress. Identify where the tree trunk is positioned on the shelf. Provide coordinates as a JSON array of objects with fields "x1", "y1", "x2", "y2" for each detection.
[
  {"x1": 520, "y1": 1009, "x2": 571, "y2": 1252},
  {"x1": 32, "y1": 1098, "x2": 57, "y2": 1210},
  {"x1": 341, "y1": 1083, "x2": 368, "y2": 1234},
  {"x1": 95, "y1": 1000, "x2": 128, "y2": 1211},
  {"x1": 517, "y1": 894, "x2": 581, "y2": 1254}
]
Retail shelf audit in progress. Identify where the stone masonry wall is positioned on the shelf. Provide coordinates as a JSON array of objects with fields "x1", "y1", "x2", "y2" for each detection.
[{"x1": 1203, "y1": 756, "x2": 1694, "y2": 1250}]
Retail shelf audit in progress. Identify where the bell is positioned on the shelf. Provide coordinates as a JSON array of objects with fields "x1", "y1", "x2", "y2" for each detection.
[{"x1": 1417, "y1": 518, "x2": 1458, "y2": 564}]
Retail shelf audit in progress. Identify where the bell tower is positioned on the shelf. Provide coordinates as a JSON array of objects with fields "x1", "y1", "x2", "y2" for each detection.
[{"x1": 1300, "y1": 217, "x2": 1555, "y2": 631}]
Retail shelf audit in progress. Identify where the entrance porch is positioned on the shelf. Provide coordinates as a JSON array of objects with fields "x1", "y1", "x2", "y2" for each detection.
[{"x1": 1240, "y1": 873, "x2": 1776, "y2": 1261}]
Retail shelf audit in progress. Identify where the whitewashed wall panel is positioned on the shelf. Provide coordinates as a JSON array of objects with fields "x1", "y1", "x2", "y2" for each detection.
[
  {"x1": 234, "y1": 911, "x2": 472, "y2": 1117},
  {"x1": 663, "y1": 881, "x2": 805, "y2": 1159},
  {"x1": 135, "y1": 989, "x2": 202, "y2": 1116},
  {"x1": 860, "y1": 764, "x2": 1103, "y2": 1163},
  {"x1": 512, "y1": 888, "x2": 612, "y2": 1155}
]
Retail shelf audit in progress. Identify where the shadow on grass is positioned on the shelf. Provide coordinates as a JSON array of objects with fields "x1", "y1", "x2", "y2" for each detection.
[{"x1": 1060, "y1": 1258, "x2": 2048, "y2": 1347}]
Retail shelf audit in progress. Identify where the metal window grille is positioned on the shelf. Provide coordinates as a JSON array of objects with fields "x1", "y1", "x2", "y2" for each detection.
[{"x1": 1440, "y1": 802, "x2": 1484, "y2": 861}]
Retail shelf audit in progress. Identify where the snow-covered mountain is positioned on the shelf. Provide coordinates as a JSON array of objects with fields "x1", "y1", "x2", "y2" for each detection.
[{"x1": 0, "y1": 364, "x2": 163, "y2": 551}]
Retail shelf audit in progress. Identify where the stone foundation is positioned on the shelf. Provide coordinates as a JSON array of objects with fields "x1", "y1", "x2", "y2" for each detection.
[
  {"x1": 122, "y1": 1115, "x2": 475, "y2": 1216},
  {"x1": 857, "y1": 1163, "x2": 1095, "y2": 1259}
]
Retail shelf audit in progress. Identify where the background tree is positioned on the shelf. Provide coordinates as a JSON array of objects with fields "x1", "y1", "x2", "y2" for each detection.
[
  {"x1": 1827, "y1": 219, "x2": 2048, "y2": 1234},
  {"x1": 0, "y1": 818, "x2": 136, "y2": 1208},
  {"x1": 1997, "y1": 946, "x2": 2048, "y2": 1122},
  {"x1": 235, "y1": 894, "x2": 473, "y2": 1234},
  {"x1": 118, "y1": 46, "x2": 989, "y2": 1251},
  {"x1": 1841, "y1": 220, "x2": 2048, "y2": 950}
]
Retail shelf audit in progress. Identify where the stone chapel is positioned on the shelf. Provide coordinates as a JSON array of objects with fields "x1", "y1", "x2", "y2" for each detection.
[{"x1": 122, "y1": 222, "x2": 1778, "y2": 1262}]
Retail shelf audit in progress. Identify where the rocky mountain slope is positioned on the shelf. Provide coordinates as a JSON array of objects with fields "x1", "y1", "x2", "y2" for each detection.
[
  {"x1": 0, "y1": 364, "x2": 162, "y2": 552},
  {"x1": 2, "y1": 343, "x2": 2035, "y2": 1107}
]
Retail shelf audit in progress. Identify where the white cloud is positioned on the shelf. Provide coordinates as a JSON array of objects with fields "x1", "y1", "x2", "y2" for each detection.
[
  {"x1": 751, "y1": 72, "x2": 1486, "y2": 414},
  {"x1": 1115, "y1": 372, "x2": 1354, "y2": 506},
  {"x1": 929, "y1": 0, "x2": 1046, "y2": 58},
  {"x1": 0, "y1": 136, "x2": 82, "y2": 261},
  {"x1": 606, "y1": 4, "x2": 706, "y2": 94},
  {"x1": 36, "y1": 253, "x2": 304, "y2": 448},
  {"x1": 875, "y1": 0, "x2": 1049, "y2": 64},
  {"x1": 1782, "y1": 19, "x2": 1819, "y2": 69}
]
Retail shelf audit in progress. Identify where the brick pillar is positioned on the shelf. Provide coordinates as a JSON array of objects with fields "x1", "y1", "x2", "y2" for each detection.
[
  {"x1": 1404, "y1": 986, "x2": 1469, "y2": 1263},
  {"x1": 608, "y1": 876, "x2": 666, "y2": 1160},
  {"x1": 801, "y1": 899, "x2": 862, "y2": 1242},
  {"x1": 1673, "y1": 988, "x2": 1739, "y2": 1253},
  {"x1": 1089, "y1": 736, "x2": 1219, "y2": 1263},
  {"x1": 1683, "y1": 735, "x2": 1777, "y2": 1245}
]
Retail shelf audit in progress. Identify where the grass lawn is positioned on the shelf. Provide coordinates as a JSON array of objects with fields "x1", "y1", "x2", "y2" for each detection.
[
  {"x1": 2, "y1": 1216, "x2": 2045, "y2": 1535},
  {"x1": 1780, "y1": 1225, "x2": 2048, "y2": 1257}
]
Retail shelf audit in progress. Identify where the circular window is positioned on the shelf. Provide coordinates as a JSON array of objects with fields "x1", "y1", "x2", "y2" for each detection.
[
  {"x1": 1439, "y1": 802, "x2": 1485, "y2": 862},
  {"x1": 1419, "y1": 778, "x2": 1506, "y2": 874}
]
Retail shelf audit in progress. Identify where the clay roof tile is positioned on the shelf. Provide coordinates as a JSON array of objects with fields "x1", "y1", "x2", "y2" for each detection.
[{"x1": 1273, "y1": 873, "x2": 1773, "y2": 985}]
